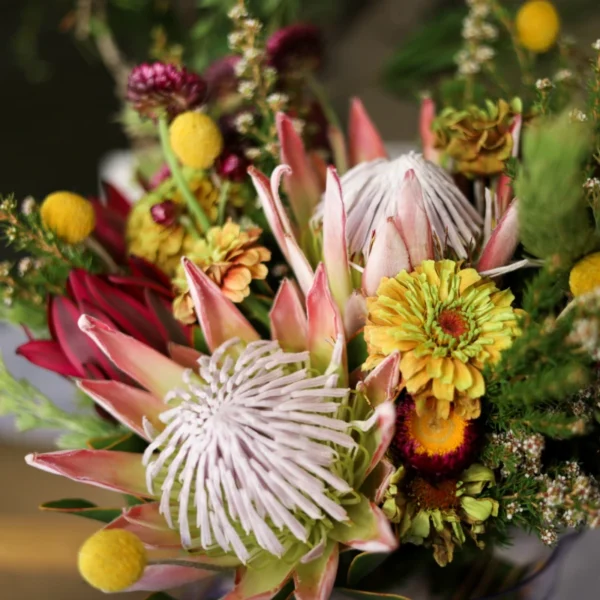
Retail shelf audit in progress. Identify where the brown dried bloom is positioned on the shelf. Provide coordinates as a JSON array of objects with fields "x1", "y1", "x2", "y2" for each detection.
[
  {"x1": 433, "y1": 99, "x2": 519, "y2": 176},
  {"x1": 173, "y1": 221, "x2": 270, "y2": 323}
]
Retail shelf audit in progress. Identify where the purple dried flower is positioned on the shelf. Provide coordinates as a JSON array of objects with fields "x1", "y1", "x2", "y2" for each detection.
[
  {"x1": 216, "y1": 152, "x2": 249, "y2": 182},
  {"x1": 127, "y1": 62, "x2": 207, "y2": 119},
  {"x1": 204, "y1": 55, "x2": 240, "y2": 102},
  {"x1": 266, "y1": 24, "x2": 323, "y2": 74},
  {"x1": 150, "y1": 200, "x2": 178, "y2": 227}
]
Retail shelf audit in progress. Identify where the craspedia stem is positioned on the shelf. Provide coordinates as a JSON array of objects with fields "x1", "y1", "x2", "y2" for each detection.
[{"x1": 157, "y1": 114, "x2": 211, "y2": 234}]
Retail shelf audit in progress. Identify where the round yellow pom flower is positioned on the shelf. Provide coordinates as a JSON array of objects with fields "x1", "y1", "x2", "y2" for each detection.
[
  {"x1": 364, "y1": 260, "x2": 520, "y2": 420},
  {"x1": 126, "y1": 172, "x2": 219, "y2": 276},
  {"x1": 78, "y1": 529, "x2": 146, "y2": 593},
  {"x1": 516, "y1": 1, "x2": 560, "y2": 53},
  {"x1": 169, "y1": 111, "x2": 223, "y2": 169},
  {"x1": 569, "y1": 252, "x2": 600, "y2": 297},
  {"x1": 40, "y1": 191, "x2": 96, "y2": 244}
]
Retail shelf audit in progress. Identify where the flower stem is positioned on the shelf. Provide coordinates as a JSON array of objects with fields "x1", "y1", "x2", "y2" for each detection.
[
  {"x1": 157, "y1": 115, "x2": 211, "y2": 233},
  {"x1": 217, "y1": 180, "x2": 231, "y2": 226},
  {"x1": 306, "y1": 72, "x2": 342, "y2": 131},
  {"x1": 243, "y1": 294, "x2": 271, "y2": 330}
]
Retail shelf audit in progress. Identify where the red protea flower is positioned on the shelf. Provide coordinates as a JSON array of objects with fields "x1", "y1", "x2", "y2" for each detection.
[
  {"x1": 391, "y1": 395, "x2": 479, "y2": 477},
  {"x1": 266, "y1": 23, "x2": 323, "y2": 74},
  {"x1": 16, "y1": 258, "x2": 189, "y2": 382},
  {"x1": 127, "y1": 62, "x2": 207, "y2": 119}
]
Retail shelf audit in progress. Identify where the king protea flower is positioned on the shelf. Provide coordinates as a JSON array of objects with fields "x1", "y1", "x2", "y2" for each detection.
[{"x1": 26, "y1": 259, "x2": 400, "y2": 598}]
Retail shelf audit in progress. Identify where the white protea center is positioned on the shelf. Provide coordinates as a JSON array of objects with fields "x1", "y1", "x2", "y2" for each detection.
[
  {"x1": 142, "y1": 338, "x2": 357, "y2": 564},
  {"x1": 313, "y1": 152, "x2": 482, "y2": 259}
]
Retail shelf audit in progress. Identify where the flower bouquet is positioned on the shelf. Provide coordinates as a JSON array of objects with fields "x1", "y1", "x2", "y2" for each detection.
[{"x1": 2, "y1": 1, "x2": 600, "y2": 598}]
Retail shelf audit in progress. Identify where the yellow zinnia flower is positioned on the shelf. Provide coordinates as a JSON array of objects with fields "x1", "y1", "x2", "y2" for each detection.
[{"x1": 364, "y1": 260, "x2": 520, "y2": 420}]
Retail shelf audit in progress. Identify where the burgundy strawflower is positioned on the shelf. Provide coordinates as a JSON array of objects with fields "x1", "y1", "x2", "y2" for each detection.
[
  {"x1": 216, "y1": 152, "x2": 249, "y2": 182},
  {"x1": 150, "y1": 200, "x2": 178, "y2": 227},
  {"x1": 204, "y1": 55, "x2": 240, "y2": 102},
  {"x1": 391, "y1": 395, "x2": 479, "y2": 478},
  {"x1": 127, "y1": 62, "x2": 207, "y2": 119},
  {"x1": 266, "y1": 24, "x2": 323, "y2": 74}
]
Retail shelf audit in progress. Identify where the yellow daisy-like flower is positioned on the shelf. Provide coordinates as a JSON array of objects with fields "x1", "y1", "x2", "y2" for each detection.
[
  {"x1": 126, "y1": 172, "x2": 219, "y2": 276},
  {"x1": 172, "y1": 221, "x2": 271, "y2": 322},
  {"x1": 364, "y1": 260, "x2": 520, "y2": 420}
]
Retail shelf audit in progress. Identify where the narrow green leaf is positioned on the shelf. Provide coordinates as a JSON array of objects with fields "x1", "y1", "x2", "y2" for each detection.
[
  {"x1": 271, "y1": 579, "x2": 295, "y2": 600},
  {"x1": 40, "y1": 498, "x2": 122, "y2": 524},
  {"x1": 347, "y1": 331, "x2": 368, "y2": 372},
  {"x1": 347, "y1": 552, "x2": 390, "y2": 587},
  {"x1": 335, "y1": 589, "x2": 412, "y2": 600},
  {"x1": 87, "y1": 432, "x2": 147, "y2": 453}
]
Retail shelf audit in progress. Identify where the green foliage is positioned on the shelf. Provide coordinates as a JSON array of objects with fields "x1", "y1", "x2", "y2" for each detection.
[
  {"x1": 40, "y1": 498, "x2": 122, "y2": 523},
  {"x1": 514, "y1": 111, "x2": 597, "y2": 267},
  {"x1": 0, "y1": 353, "x2": 119, "y2": 448}
]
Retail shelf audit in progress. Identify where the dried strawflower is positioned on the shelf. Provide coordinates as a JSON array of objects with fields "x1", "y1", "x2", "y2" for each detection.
[{"x1": 266, "y1": 24, "x2": 323, "y2": 74}]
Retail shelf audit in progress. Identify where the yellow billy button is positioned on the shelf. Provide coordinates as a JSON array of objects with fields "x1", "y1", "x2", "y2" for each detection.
[
  {"x1": 515, "y1": 1, "x2": 560, "y2": 53},
  {"x1": 569, "y1": 252, "x2": 600, "y2": 297},
  {"x1": 40, "y1": 191, "x2": 96, "y2": 244},
  {"x1": 169, "y1": 111, "x2": 224, "y2": 169},
  {"x1": 78, "y1": 529, "x2": 147, "y2": 593}
]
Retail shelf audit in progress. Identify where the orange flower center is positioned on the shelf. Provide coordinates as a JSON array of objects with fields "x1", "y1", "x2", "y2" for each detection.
[
  {"x1": 437, "y1": 309, "x2": 468, "y2": 338},
  {"x1": 409, "y1": 477, "x2": 460, "y2": 511},
  {"x1": 406, "y1": 406, "x2": 467, "y2": 457}
]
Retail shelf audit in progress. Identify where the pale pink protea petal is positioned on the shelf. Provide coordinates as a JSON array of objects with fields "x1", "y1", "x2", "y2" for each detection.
[
  {"x1": 182, "y1": 258, "x2": 260, "y2": 352},
  {"x1": 477, "y1": 199, "x2": 519, "y2": 272},
  {"x1": 248, "y1": 166, "x2": 292, "y2": 263},
  {"x1": 284, "y1": 234, "x2": 316, "y2": 296},
  {"x1": 309, "y1": 151, "x2": 328, "y2": 189},
  {"x1": 294, "y1": 540, "x2": 339, "y2": 600},
  {"x1": 105, "y1": 505, "x2": 180, "y2": 548},
  {"x1": 420, "y1": 96, "x2": 439, "y2": 163},
  {"x1": 362, "y1": 219, "x2": 410, "y2": 297},
  {"x1": 344, "y1": 290, "x2": 367, "y2": 339},
  {"x1": 168, "y1": 342, "x2": 204, "y2": 369},
  {"x1": 323, "y1": 166, "x2": 352, "y2": 315},
  {"x1": 223, "y1": 561, "x2": 294, "y2": 600},
  {"x1": 394, "y1": 169, "x2": 434, "y2": 266},
  {"x1": 364, "y1": 401, "x2": 396, "y2": 477},
  {"x1": 358, "y1": 352, "x2": 400, "y2": 407},
  {"x1": 307, "y1": 264, "x2": 346, "y2": 378},
  {"x1": 348, "y1": 98, "x2": 387, "y2": 167},
  {"x1": 361, "y1": 458, "x2": 396, "y2": 505},
  {"x1": 78, "y1": 315, "x2": 186, "y2": 399},
  {"x1": 78, "y1": 379, "x2": 165, "y2": 440},
  {"x1": 328, "y1": 125, "x2": 349, "y2": 175},
  {"x1": 124, "y1": 564, "x2": 212, "y2": 592},
  {"x1": 25, "y1": 449, "x2": 149, "y2": 497},
  {"x1": 270, "y1": 279, "x2": 308, "y2": 352},
  {"x1": 276, "y1": 111, "x2": 322, "y2": 229},
  {"x1": 329, "y1": 495, "x2": 398, "y2": 553}
]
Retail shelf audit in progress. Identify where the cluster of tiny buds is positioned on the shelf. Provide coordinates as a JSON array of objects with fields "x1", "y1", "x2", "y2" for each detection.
[
  {"x1": 20, "y1": 197, "x2": 36, "y2": 216},
  {"x1": 536, "y1": 78, "x2": 553, "y2": 91},
  {"x1": 568, "y1": 317, "x2": 600, "y2": 361},
  {"x1": 456, "y1": 0, "x2": 497, "y2": 76},
  {"x1": 593, "y1": 39, "x2": 600, "y2": 52},
  {"x1": 17, "y1": 257, "x2": 33, "y2": 276},
  {"x1": 234, "y1": 111, "x2": 255, "y2": 134},
  {"x1": 554, "y1": 69, "x2": 574, "y2": 83},
  {"x1": 569, "y1": 109, "x2": 588, "y2": 122},
  {"x1": 266, "y1": 93, "x2": 289, "y2": 112},
  {"x1": 505, "y1": 500, "x2": 524, "y2": 521},
  {"x1": 0, "y1": 197, "x2": 17, "y2": 212},
  {"x1": 539, "y1": 528, "x2": 558, "y2": 546},
  {"x1": 4, "y1": 226, "x2": 17, "y2": 242},
  {"x1": 490, "y1": 431, "x2": 544, "y2": 479},
  {"x1": 584, "y1": 177, "x2": 600, "y2": 191},
  {"x1": 0, "y1": 261, "x2": 11, "y2": 277}
]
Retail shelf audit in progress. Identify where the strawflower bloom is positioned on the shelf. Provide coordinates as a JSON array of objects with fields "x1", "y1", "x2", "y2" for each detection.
[
  {"x1": 26, "y1": 260, "x2": 399, "y2": 598},
  {"x1": 266, "y1": 24, "x2": 323, "y2": 74},
  {"x1": 391, "y1": 395, "x2": 478, "y2": 476},
  {"x1": 127, "y1": 62, "x2": 207, "y2": 119},
  {"x1": 364, "y1": 260, "x2": 520, "y2": 420}
]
